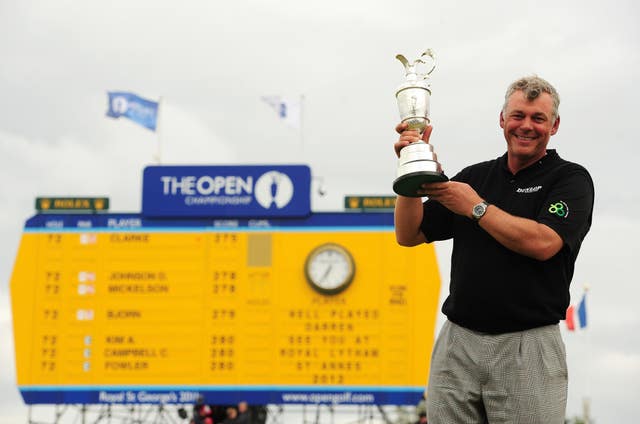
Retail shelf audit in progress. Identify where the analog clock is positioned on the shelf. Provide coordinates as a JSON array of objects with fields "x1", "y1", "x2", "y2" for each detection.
[{"x1": 304, "y1": 243, "x2": 355, "y2": 295}]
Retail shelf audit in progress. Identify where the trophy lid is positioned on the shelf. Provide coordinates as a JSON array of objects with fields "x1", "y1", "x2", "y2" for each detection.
[
  {"x1": 396, "y1": 50, "x2": 435, "y2": 80},
  {"x1": 395, "y1": 50, "x2": 435, "y2": 95}
]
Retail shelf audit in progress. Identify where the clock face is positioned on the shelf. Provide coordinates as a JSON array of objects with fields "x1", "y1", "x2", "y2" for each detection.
[{"x1": 304, "y1": 243, "x2": 355, "y2": 295}]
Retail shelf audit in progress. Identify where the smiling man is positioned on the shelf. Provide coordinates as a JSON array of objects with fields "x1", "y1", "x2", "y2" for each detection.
[{"x1": 393, "y1": 76, "x2": 594, "y2": 423}]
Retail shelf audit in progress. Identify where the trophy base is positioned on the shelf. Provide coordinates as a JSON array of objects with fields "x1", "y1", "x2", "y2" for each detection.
[{"x1": 393, "y1": 171, "x2": 449, "y2": 197}]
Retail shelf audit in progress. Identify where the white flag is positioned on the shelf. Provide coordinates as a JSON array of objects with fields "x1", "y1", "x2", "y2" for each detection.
[{"x1": 261, "y1": 96, "x2": 301, "y2": 129}]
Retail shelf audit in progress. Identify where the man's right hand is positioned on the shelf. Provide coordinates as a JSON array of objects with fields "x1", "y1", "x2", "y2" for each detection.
[{"x1": 394, "y1": 123, "x2": 433, "y2": 158}]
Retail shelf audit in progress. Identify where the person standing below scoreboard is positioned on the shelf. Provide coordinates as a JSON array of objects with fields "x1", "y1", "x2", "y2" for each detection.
[{"x1": 393, "y1": 75, "x2": 594, "y2": 423}]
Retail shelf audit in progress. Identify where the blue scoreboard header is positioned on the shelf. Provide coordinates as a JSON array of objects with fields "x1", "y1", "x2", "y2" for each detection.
[{"x1": 142, "y1": 165, "x2": 311, "y2": 218}]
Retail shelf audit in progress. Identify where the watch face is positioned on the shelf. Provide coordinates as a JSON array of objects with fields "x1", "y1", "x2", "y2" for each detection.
[
  {"x1": 473, "y1": 203, "x2": 487, "y2": 219},
  {"x1": 304, "y1": 243, "x2": 355, "y2": 295}
]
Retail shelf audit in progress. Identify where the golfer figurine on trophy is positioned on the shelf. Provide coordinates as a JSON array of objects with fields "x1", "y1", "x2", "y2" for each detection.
[{"x1": 393, "y1": 49, "x2": 448, "y2": 197}]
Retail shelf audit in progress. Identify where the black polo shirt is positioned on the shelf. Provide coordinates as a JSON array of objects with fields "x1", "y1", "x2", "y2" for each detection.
[{"x1": 420, "y1": 150, "x2": 594, "y2": 333}]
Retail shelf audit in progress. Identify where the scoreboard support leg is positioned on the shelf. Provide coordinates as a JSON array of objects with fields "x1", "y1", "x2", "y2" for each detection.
[
  {"x1": 23, "y1": 404, "x2": 190, "y2": 424},
  {"x1": 266, "y1": 404, "x2": 285, "y2": 424}
]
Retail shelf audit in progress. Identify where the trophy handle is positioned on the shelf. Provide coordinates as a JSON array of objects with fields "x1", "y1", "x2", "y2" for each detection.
[
  {"x1": 418, "y1": 49, "x2": 436, "y2": 76},
  {"x1": 395, "y1": 54, "x2": 410, "y2": 72}
]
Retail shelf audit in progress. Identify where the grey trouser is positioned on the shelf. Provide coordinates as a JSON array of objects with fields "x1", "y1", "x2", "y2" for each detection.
[{"x1": 427, "y1": 320, "x2": 567, "y2": 424}]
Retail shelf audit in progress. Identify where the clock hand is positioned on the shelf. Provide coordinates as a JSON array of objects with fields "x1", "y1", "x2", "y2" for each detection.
[{"x1": 319, "y1": 265, "x2": 333, "y2": 283}]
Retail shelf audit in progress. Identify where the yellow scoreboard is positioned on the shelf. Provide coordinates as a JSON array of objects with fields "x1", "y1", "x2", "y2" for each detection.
[{"x1": 11, "y1": 212, "x2": 441, "y2": 405}]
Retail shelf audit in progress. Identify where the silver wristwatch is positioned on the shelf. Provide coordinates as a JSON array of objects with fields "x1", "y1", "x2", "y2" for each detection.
[{"x1": 471, "y1": 201, "x2": 489, "y2": 221}]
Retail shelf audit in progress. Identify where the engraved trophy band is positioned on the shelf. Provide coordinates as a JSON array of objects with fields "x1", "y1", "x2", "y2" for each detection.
[{"x1": 393, "y1": 49, "x2": 448, "y2": 197}]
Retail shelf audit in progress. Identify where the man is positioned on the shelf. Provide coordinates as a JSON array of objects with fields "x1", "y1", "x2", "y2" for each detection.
[
  {"x1": 191, "y1": 395, "x2": 213, "y2": 424},
  {"x1": 221, "y1": 406, "x2": 238, "y2": 423},
  {"x1": 415, "y1": 411, "x2": 428, "y2": 424},
  {"x1": 235, "y1": 401, "x2": 251, "y2": 424},
  {"x1": 394, "y1": 76, "x2": 594, "y2": 423}
]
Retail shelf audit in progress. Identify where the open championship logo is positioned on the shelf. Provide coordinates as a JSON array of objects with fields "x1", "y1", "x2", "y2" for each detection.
[
  {"x1": 254, "y1": 171, "x2": 294, "y2": 209},
  {"x1": 111, "y1": 96, "x2": 129, "y2": 115}
]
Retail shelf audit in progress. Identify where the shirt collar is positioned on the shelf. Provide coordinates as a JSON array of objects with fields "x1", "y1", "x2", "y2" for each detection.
[{"x1": 499, "y1": 149, "x2": 559, "y2": 177}]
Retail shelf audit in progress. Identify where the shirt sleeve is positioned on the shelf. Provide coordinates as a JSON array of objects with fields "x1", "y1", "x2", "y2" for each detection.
[
  {"x1": 420, "y1": 199, "x2": 455, "y2": 242},
  {"x1": 418, "y1": 168, "x2": 471, "y2": 243},
  {"x1": 537, "y1": 166, "x2": 594, "y2": 254}
]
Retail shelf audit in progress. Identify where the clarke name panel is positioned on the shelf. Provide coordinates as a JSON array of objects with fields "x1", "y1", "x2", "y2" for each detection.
[{"x1": 11, "y1": 212, "x2": 441, "y2": 405}]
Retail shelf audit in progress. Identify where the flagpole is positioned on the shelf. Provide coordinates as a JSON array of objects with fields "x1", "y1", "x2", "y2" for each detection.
[
  {"x1": 583, "y1": 284, "x2": 592, "y2": 424},
  {"x1": 300, "y1": 94, "x2": 305, "y2": 157},
  {"x1": 155, "y1": 96, "x2": 163, "y2": 164}
]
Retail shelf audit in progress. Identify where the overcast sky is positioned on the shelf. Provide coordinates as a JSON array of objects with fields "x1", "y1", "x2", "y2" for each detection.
[{"x1": 1, "y1": 0, "x2": 638, "y2": 422}]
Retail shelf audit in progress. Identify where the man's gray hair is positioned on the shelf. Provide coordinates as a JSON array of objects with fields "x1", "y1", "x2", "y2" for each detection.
[{"x1": 503, "y1": 75, "x2": 560, "y2": 120}]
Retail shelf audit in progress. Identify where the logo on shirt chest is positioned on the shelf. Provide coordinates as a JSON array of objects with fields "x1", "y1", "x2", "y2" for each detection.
[{"x1": 516, "y1": 185, "x2": 542, "y2": 194}]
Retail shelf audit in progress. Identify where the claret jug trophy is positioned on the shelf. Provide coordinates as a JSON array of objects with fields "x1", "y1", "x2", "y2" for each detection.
[{"x1": 393, "y1": 49, "x2": 447, "y2": 197}]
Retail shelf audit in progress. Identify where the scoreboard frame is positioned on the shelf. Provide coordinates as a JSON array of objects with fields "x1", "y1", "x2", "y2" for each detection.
[{"x1": 11, "y1": 212, "x2": 441, "y2": 406}]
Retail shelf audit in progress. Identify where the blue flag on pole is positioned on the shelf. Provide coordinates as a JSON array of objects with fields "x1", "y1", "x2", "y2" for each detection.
[
  {"x1": 106, "y1": 92, "x2": 159, "y2": 131},
  {"x1": 577, "y1": 292, "x2": 588, "y2": 328}
]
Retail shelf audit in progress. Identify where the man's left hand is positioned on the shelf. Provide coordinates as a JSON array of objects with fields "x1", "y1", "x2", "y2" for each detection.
[{"x1": 419, "y1": 181, "x2": 483, "y2": 218}]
